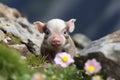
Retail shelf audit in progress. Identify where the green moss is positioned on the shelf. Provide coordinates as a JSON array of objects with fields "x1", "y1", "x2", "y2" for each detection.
[
  {"x1": 0, "y1": 43, "x2": 31, "y2": 80},
  {"x1": 6, "y1": 33, "x2": 22, "y2": 44}
]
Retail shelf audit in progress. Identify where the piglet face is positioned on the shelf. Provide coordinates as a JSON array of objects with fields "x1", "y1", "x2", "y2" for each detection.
[
  {"x1": 35, "y1": 19, "x2": 76, "y2": 49},
  {"x1": 44, "y1": 19, "x2": 68, "y2": 48}
]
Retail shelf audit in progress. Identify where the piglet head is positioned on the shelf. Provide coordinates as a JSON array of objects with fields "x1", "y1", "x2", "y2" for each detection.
[{"x1": 34, "y1": 19, "x2": 76, "y2": 49}]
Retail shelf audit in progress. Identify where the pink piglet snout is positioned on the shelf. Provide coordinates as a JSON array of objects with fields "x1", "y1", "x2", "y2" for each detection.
[{"x1": 51, "y1": 37, "x2": 62, "y2": 46}]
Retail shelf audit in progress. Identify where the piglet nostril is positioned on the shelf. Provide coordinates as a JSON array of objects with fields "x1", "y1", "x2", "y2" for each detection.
[
  {"x1": 52, "y1": 40, "x2": 60, "y2": 43},
  {"x1": 51, "y1": 38, "x2": 61, "y2": 45}
]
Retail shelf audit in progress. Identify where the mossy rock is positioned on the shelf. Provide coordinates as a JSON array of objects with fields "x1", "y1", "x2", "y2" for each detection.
[{"x1": 6, "y1": 33, "x2": 22, "y2": 44}]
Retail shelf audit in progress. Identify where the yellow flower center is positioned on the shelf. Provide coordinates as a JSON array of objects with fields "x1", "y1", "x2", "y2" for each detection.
[
  {"x1": 88, "y1": 66, "x2": 95, "y2": 73},
  {"x1": 36, "y1": 76, "x2": 41, "y2": 80},
  {"x1": 62, "y1": 55, "x2": 69, "y2": 62}
]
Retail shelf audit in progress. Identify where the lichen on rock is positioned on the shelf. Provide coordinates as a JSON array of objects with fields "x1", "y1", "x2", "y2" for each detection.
[{"x1": 0, "y1": 15, "x2": 44, "y2": 56}]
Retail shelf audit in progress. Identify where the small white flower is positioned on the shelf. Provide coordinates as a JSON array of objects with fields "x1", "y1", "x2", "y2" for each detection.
[
  {"x1": 54, "y1": 52, "x2": 74, "y2": 68},
  {"x1": 84, "y1": 58, "x2": 102, "y2": 75},
  {"x1": 31, "y1": 73, "x2": 46, "y2": 80},
  {"x1": 92, "y1": 75, "x2": 102, "y2": 80}
]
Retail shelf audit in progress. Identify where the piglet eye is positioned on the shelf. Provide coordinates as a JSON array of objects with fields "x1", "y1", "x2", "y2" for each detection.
[
  {"x1": 45, "y1": 29, "x2": 50, "y2": 35},
  {"x1": 63, "y1": 30, "x2": 69, "y2": 39},
  {"x1": 63, "y1": 29, "x2": 68, "y2": 35},
  {"x1": 64, "y1": 31, "x2": 67, "y2": 34}
]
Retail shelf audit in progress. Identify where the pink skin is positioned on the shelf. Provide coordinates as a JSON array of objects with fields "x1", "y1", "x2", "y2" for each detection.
[
  {"x1": 51, "y1": 35, "x2": 62, "y2": 46},
  {"x1": 47, "y1": 32, "x2": 66, "y2": 48},
  {"x1": 48, "y1": 27, "x2": 64, "y2": 48}
]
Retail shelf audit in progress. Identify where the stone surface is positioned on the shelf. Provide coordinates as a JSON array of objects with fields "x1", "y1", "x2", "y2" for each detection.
[
  {"x1": 72, "y1": 33, "x2": 91, "y2": 54},
  {"x1": 79, "y1": 30, "x2": 120, "y2": 62},
  {"x1": 0, "y1": 17, "x2": 44, "y2": 55},
  {"x1": 72, "y1": 33, "x2": 91, "y2": 49}
]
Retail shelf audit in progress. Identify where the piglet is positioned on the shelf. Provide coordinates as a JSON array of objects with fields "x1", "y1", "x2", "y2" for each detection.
[{"x1": 35, "y1": 19, "x2": 76, "y2": 61}]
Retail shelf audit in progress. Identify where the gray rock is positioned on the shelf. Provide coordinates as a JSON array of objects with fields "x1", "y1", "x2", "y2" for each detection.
[
  {"x1": 72, "y1": 33, "x2": 91, "y2": 48},
  {"x1": 0, "y1": 17, "x2": 44, "y2": 55},
  {"x1": 80, "y1": 30, "x2": 120, "y2": 62},
  {"x1": 72, "y1": 33, "x2": 91, "y2": 54},
  {"x1": 9, "y1": 44, "x2": 31, "y2": 57}
]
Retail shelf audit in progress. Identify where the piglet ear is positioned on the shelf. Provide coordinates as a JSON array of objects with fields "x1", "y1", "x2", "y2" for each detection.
[
  {"x1": 34, "y1": 21, "x2": 45, "y2": 33},
  {"x1": 66, "y1": 19, "x2": 76, "y2": 33}
]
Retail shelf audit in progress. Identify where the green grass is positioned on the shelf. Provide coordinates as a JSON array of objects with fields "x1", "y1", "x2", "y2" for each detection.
[
  {"x1": 0, "y1": 43, "x2": 31, "y2": 80},
  {"x1": 0, "y1": 43, "x2": 104, "y2": 80}
]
